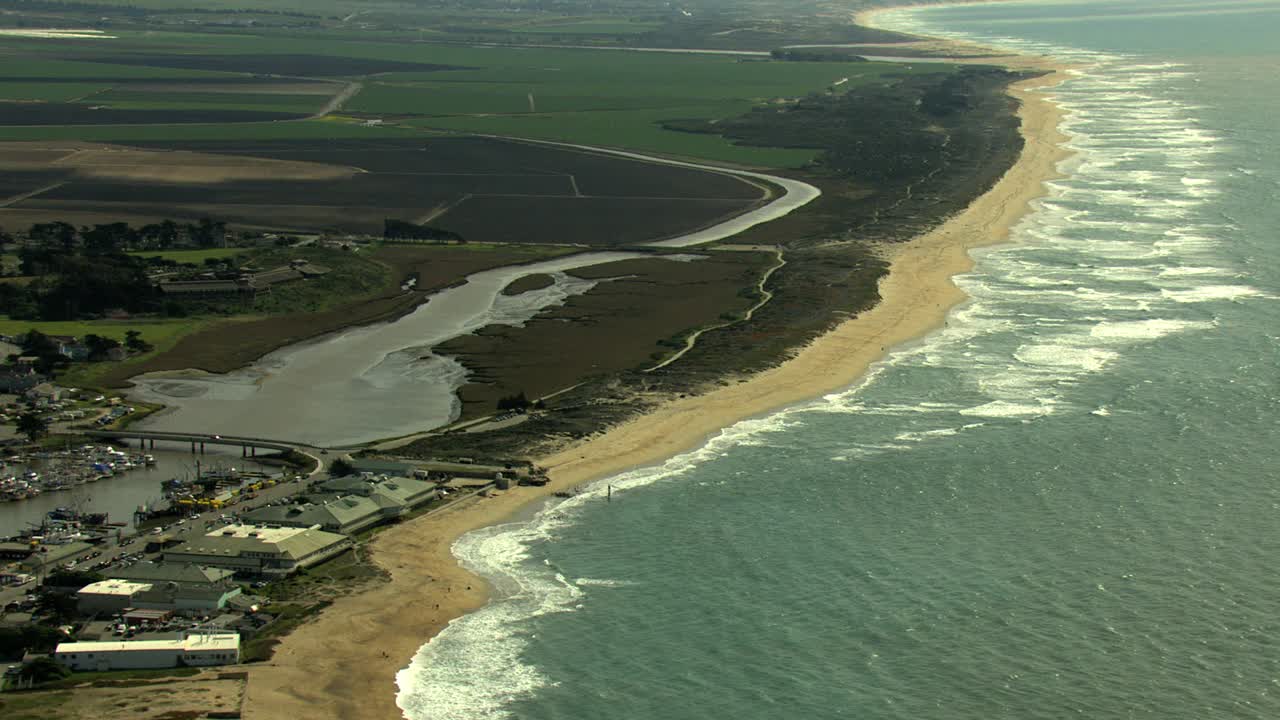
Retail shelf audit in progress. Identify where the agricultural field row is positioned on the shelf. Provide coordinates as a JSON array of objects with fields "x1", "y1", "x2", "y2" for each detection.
[{"x1": 1, "y1": 26, "x2": 944, "y2": 167}]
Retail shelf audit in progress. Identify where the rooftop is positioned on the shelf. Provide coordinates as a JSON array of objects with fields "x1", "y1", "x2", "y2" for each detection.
[
  {"x1": 168, "y1": 523, "x2": 348, "y2": 561},
  {"x1": 110, "y1": 561, "x2": 235, "y2": 586},
  {"x1": 56, "y1": 633, "x2": 240, "y2": 654},
  {"x1": 78, "y1": 579, "x2": 152, "y2": 597}
]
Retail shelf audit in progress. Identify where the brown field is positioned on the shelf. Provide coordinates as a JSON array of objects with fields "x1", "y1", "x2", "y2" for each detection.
[
  {"x1": 0, "y1": 670, "x2": 244, "y2": 720},
  {"x1": 435, "y1": 250, "x2": 776, "y2": 416},
  {"x1": 0, "y1": 141, "x2": 358, "y2": 184}
]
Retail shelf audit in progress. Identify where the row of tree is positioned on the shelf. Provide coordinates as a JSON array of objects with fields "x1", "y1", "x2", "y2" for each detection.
[{"x1": 17, "y1": 218, "x2": 226, "y2": 261}]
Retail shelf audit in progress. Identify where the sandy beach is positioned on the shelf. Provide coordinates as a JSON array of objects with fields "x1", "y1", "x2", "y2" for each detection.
[{"x1": 243, "y1": 38, "x2": 1073, "y2": 720}]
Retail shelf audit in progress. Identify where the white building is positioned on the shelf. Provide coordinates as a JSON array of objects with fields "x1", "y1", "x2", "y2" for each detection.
[
  {"x1": 55, "y1": 633, "x2": 240, "y2": 671},
  {"x1": 77, "y1": 579, "x2": 152, "y2": 614},
  {"x1": 163, "y1": 523, "x2": 351, "y2": 577}
]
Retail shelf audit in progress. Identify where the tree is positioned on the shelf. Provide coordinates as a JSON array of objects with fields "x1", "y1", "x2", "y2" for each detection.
[
  {"x1": 328, "y1": 457, "x2": 354, "y2": 477},
  {"x1": 0, "y1": 625, "x2": 64, "y2": 661},
  {"x1": 124, "y1": 329, "x2": 152, "y2": 353},
  {"x1": 15, "y1": 412, "x2": 48, "y2": 442},
  {"x1": 16, "y1": 656, "x2": 71, "y2": 685},
  {"x1": 43, "y1": 569, "x2": 104, "y2": 590},
  {"x1": 83, "y1": 333, "x2": 121, "y2": 361}
]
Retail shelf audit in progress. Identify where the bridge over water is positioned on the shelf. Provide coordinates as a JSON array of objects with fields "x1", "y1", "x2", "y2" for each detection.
[{"x1": 79, "y1": 429, "x2": 307, "y2": 457}]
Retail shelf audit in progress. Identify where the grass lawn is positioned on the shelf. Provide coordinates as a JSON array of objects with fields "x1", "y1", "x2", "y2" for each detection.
[
  {"x1": 37, "y1": 667, "x2": 201, "y2": 689},
  {"x1": 0, "y1": 318, "x2": 202, "y2": 345},
  {"x1": 0, "y1": 317, "x2": 214, "y2": 387},
  {"x1": 126, "y1": 247, "x2": 248, "y2": 264}
]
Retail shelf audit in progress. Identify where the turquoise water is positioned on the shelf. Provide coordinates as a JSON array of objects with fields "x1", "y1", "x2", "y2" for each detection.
[{"x1": 397, "y1": 1, "x2": 1280, "y2": 717}]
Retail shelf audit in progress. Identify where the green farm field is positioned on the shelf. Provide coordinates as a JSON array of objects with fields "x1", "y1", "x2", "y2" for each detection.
[
  {"x1": 0, "y1": 82, "x2": 111, "y2": 102},
  {"x1": 0, "y1": 26, "x2": 936, "y2": 167},
  {"x1": 91, "y1": 89, "x2": 329, "y2": 113}
]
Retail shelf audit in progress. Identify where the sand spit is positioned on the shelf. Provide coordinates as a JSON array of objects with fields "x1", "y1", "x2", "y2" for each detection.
[{"x1": 244, "y1": 53, "x2": 1072, "y2": 720}]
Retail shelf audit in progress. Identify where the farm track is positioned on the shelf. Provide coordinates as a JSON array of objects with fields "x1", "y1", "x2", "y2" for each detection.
[
  {"x1": 310, "y1": 80, "x2": 364, "y2": 120},
  {"x1": 0, "y1": 181, "x2": 66, "y2": 208}
]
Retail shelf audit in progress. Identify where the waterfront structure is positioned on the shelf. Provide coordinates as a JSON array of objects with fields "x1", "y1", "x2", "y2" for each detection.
[
  {"x1": 163, "y1": 524, "x2": 351, "y2": 577},
  {"x1": 243, "y1": 475, "x2": 437, "y2": 534},
  {"x1": 55, "y1": 633, "x2": 240, "y2": 671},
  {"x1": 15, "y1": 541, "x2": 92, "y2": 573},
  {"x1": 241, "y1": 493, "x2": 384, "y2": 535}
]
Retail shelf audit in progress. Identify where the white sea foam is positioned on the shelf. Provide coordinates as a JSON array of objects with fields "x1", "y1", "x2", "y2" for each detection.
[
  {"x1": 1090, "y1": 319, "x2": 1215, "y2": 340},
  {"x1": 959, "y1": 401, "x2": 1056, "y2": 419},
  {"x1": 1161, "y1": 285, "x2": 1266, "y2": 303}
]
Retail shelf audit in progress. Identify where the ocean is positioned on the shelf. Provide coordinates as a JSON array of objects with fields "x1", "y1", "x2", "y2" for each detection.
[{"x1": 396, "y1": 1, "x2": 1280, "y2": 718}]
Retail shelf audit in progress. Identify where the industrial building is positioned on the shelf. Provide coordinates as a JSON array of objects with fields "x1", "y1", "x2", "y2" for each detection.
[
  {"x1": 163, "y1": 524, "x2": 351, "y2": 577},
  {"x1": 55, "y1": 633, "x2": 240, "y2": 671},
  {"x1": 76, "y1": 579, "x2": 154, "y2": 615},
  {"x1": 242, "y1": 475, "x2": 437, "y2": 534},
  {"x1": 78, "y1": 562, "x2": 245, "y2": 615}
]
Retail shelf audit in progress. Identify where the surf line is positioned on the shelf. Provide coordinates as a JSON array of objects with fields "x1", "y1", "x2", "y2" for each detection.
[{"x1": 471, "y1": 134, "x2": 822, "y2": 248}]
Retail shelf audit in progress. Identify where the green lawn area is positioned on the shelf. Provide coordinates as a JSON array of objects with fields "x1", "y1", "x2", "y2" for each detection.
[
  {"x1": 9, "y1": 315, "x2": 222, "y2": 388},
  {"x1": 126, "y1": 248, "x2": 247, "y2": 264},
  {"x1": 0, "y1": 318, "x2": 205, "y2": 347}
]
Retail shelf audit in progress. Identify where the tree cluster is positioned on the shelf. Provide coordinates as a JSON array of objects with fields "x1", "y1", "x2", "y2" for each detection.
[
  {"x1": 383, "y1": 218, "x2": 465, "y2": 244},
  {"x1": 769, "y1": 49, "x2": 868, "y2": 62},
  {"x1": 0, "y1": 219, "x2": 230, "y2": 320}
]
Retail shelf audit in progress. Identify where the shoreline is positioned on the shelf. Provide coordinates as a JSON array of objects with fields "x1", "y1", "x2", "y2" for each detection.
[{"x1": 243, "y1": 45, "x2": 1073, "y2": 720}]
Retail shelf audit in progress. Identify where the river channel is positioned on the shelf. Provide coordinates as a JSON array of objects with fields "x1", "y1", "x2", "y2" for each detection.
[{"x1": 128, "y1": 149, "x2": 820, "y2": 448}]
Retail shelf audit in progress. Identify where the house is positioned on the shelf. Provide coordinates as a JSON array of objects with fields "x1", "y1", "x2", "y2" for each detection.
[
  {"x1": 0, "y1": 368, "x2": 41, "y2": 393},
  {"x1": 24, "y1": 383, "x2": 62, "y2": 403}
]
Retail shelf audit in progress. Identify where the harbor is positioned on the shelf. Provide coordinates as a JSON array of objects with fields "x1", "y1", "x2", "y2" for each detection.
[{"x1": 0, "y1": 444, "x2": 277, "y2": 536}]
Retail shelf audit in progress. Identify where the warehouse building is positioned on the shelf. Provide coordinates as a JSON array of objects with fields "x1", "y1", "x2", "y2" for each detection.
[
  {"x1": 243, "y1": 475, "x2": 437, "y2": 535},
  {"x1": 163, "y1": 524, "x2": 351, "y2": 577},
  {"x1": 76, "y1": 579, "x2": 153, "y2": 615},
  {"x1": 55, "y1": 633, "x2": 240, "y2": 671},
  {"x1": 79, "y1": 562, "x2": 243, "y2": 614}
]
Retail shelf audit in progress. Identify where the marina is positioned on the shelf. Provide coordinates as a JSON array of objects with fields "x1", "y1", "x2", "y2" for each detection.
[
  {"x1": 0, "y1": 444, "x2": 277, "y2": 536},
  {"x1": 0, "y1": 444, "x2": 156, "y2": 503}
]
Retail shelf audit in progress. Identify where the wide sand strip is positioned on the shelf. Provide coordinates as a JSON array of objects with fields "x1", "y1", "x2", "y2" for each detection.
[{"x1": 244, "y1": 60, "x2": 1072, "y2": 720}]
